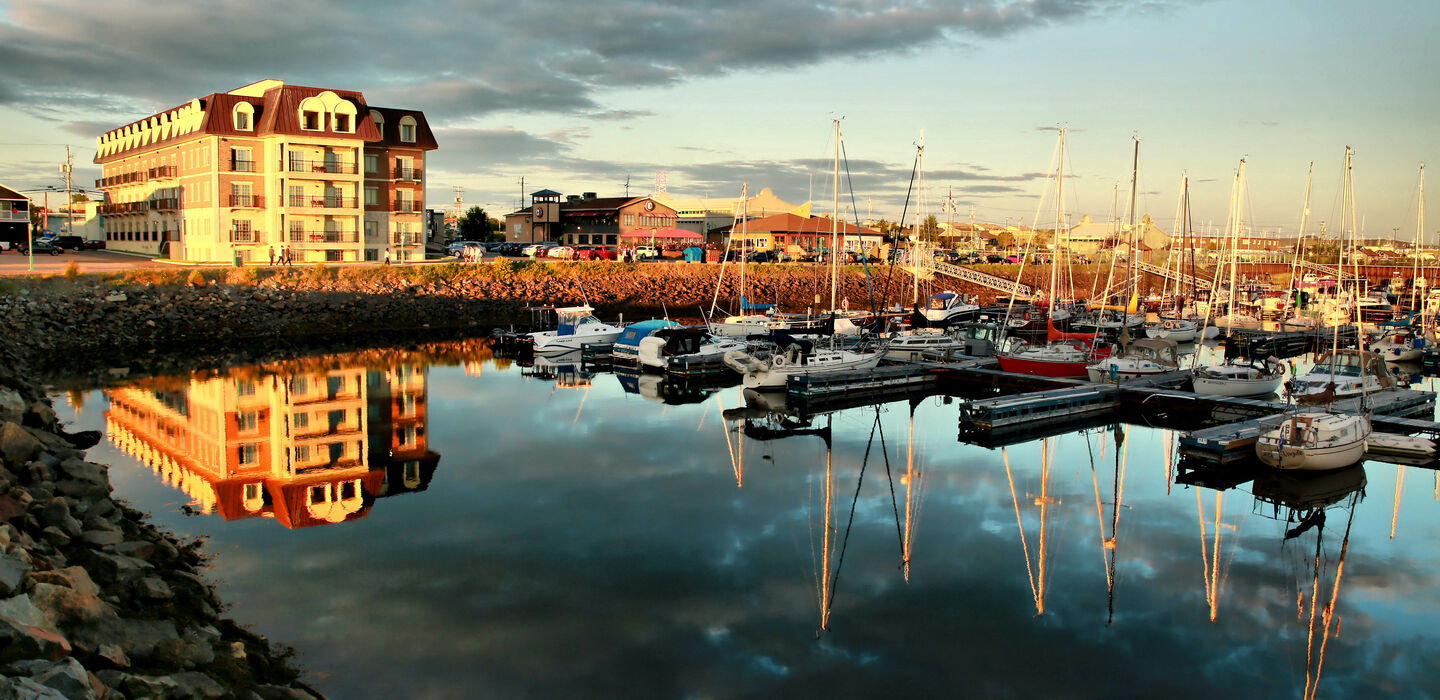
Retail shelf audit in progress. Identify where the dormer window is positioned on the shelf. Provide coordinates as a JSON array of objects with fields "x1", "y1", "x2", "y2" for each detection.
[
  {"x1": 233, "y1": 103, "x2": 253, "y2": 131},
  {"x1": 334, "y1": 114, "x2": 350, "y2": 132},
  {"x1": 370, "y1": 111, "x2": 384, "y2": 138},
  {"x1": 301, "y1": 110, "x2": 320, "y2": 130},
  {"x1": 399, "y1": 116, "x2": 417, "y2": 143}
]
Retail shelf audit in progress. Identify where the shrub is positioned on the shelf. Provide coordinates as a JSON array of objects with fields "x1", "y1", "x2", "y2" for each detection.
[
  {"x1": 186, "y1": 269, "x2": 206, "y2": 287},
  {"x1": 62, "y1": 261, "x2": 80, "y2": 278}
]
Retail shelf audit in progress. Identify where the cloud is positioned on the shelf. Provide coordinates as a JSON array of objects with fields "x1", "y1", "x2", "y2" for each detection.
[{"x1": 0, "y1": 0, "x2": 1195, "y2": 125}]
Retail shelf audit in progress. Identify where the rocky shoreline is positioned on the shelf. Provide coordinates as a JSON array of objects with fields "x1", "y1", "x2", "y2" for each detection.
[{"x1": 0, "y1": 364, "x2": 320, "y2": 699}]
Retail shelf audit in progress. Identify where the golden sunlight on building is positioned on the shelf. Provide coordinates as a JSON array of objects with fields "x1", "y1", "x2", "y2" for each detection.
[
  {"x1": 104, "y1": 359, "x2": 438, "y2": 529},
  {"x1": 93, "y1": 79, "x2": 437, "y2": 264}
]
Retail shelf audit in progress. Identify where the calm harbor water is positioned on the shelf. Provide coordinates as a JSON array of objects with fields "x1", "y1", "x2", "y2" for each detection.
[{"x1": 50, "y1": 340, "x2": 1440, "y2": 699}]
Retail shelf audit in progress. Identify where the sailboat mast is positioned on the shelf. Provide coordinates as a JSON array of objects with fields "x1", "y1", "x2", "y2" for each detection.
[
  {"x1": 1052, "y1": 128, "x2": 1066, "y2": 308},
  {"x1": 1224, "y1": 160, "x2": 1245, "y2": 336},
  {"x1": 1292, "y1": 163, "x2": 1314, "y2": 302},
  {"x1": 1127, "y1": 137, "x2": 1140, "y2": 310},
  {"x1": 1412, "y1": 165, "x2": 1424, "y2": 313},
  {"x1": 831, "y1": 119, "x2": 841, "y2": 312},
  {"x1": 913, "y1": 140, "x2": 925, "y2": 306}
]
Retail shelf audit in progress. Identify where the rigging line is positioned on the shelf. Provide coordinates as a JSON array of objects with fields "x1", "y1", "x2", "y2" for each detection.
[
  {"x1": 1003, "y1": 448, "x2": 1041, "y2": 608},
  {"x1": 840, "y1": 138, "x2": 880, "y2": 315},
  {"x1": 877, "y1": 410, "x2": 906, "y2": 557},
  {"x1": 824, "y1": 410, "x2": 878, "y2": 619}
]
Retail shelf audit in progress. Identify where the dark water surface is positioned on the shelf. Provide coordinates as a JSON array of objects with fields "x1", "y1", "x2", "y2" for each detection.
[{"x1": 50, "y1": 342, "x2": 1440, "y2": 699}]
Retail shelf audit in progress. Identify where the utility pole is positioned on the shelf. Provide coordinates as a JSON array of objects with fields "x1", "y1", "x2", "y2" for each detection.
[{"x1": 62, "y1": 146, "x2": 73, "y2": 236}]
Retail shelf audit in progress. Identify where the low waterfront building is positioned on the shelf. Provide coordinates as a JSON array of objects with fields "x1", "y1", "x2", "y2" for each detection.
[
  {"x1": 1066, "y1": 214, "x2": 1171, "y2": 258},
  {"x1": 654, "y1": 188, "x2": 801, "y2": 236},
  {"x1": 0, "y1": 183, "x2": 31, "y2": 246},
  {"x1": 504, "y1": 190, "x2": 680, "y2": 246},
  {"x1": 92, "y1": 79, "x2": 437, "y2": 263},
  {"x1": 719, "y1": 212, "x2": 883, "y2": 256}
]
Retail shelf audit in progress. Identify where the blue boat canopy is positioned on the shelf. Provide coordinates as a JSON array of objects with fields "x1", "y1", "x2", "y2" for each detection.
[{"x1": 615, "y1": 319, "x2": 681, "y2": 347}]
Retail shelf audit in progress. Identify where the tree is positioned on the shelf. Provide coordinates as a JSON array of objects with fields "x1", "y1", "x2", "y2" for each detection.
[
  {"x1": 920, "y1": 215, "x2": 941, "y2": 244},
  {"x1": 995, "y1": 231, "x2": 1016, "y2": 249},
  {"x1": 458, "y1": 206, "x2": 492, "y2": 241},
  {"x1": 71, "y1": 193, "x2": 89, "y2": 203}
]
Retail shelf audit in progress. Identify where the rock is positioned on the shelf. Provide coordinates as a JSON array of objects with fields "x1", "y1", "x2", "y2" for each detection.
[
  {"x1": 94, "y1": 643, "x2": 129, "y2": 669},
  {"x1": 73, "y1": 551, "x2": 151, "y2": 586},
  {"x1": 31, "y1": 658, "x2": 94, "y2": 699},
  {"x1": 111, "y1": 540, "x2": 158, "y2": 563},
  {"x1": 28, "y1": 567, "x2": 100, "y2": 598},
  {"x1": 29, "y1": 582, "x2": 114, "y2": 625},
  {"x1": 79, "y1": 530, "x2": 124, "y2": 548},
  {"x1": 117, "y1": 674, "x2": 178, "y2": 699},
  {"x1": 23, "y1": 402, "x2": 56, "y2": 431},
  {"x1": 0, "y1": 616, "x2": 71, "y2": 663},
  {"x1": 0, "y1": 496, "x2": 23, "y2": 523},
  {"x1": 0, "y1": 389, "x2": 24, "y2": 424},
  {"x1": 0, "y1": 552, "x2": 27, "y2": 596},
  {"x1": 155, "y1": 627, "x2": 215, "y2": 669},
  {"x1": 167, "y1": 672, "x2": 227, "y2": 699},
  {"x1": 40, "y1": 527, "x2": 69, "y2": 547},
  {"x1": 38, "y1": 501, "x2": 81, "y2": 539},
  {"x1": 71, "y1": 617, "x2": 176, "y2": 664},
  {"x1": 0, "y1": 422, "x2": 44, "y2": 464},
  {"x1": 254, "y1": 685, "x2": 316, "y2": 700},
  {"x1": 60, "y1": 431, "x2": 102, "y2": 450},
  {"x1": 135, "y1": 576, "x2": 173, "y2": 601},
  {"x1": 0, "y1": 675, "x2": 69, "y2": 699},
  {"x1": 103, "y1": 293, "x2": 126, "y2": 303}
]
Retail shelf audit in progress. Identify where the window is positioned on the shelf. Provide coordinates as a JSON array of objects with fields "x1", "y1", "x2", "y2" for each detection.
[
  {"x1": 370, "y1": 111, "x2": 384, "y2": 138},
  {"x1": 364, "y1": 248, "x2": 379, "y2": 261},
  {"x1": 238, "y1": 444, "x2": 258, "y2": 465},
  {"x1": 623, "y1": 214, "x2": 635, "y2": 226},
  {"x1": 333, "y1": 113, "x2": 351, "y2": 132},
  {"x1": 233, "y1": 103, "x2": 253, "y2": 131},
  {"x1": 308, "y1": 485, "x2": 327, "y2": 503},
  {"x1": 325, "y1": 250, "x2": 343, "y2": 262},
  {"x1": 340, "y1": 481, "x2": 357, "y2": 499},
  {"x1": 294, "y1": 445, "x2": 310, "y2": 462},
  {"x1": 364, "y1": 154, "x2": 378, "y2": 174},
  {"x1": 365, "y1": 187, "x2": 378, "y2": 206},
  {"x1": 365, "y1": 220, "x2": 379, "y2": 240},
  {"x1": 237, "y1": 411, "x2": 258, "y2": 431},
  {"x1": 399, "y1": 116, "x2": 416, "y2": 142},
  {"x1": 231, "y1": 148, "x2": 253, "y2": 172},
  {"x1": 244, "y1": 483, "x2": 260, "y2": 500},
  {"x1": 288, "y1": 151, "x2": 303, "y2": 172},
  {"x1": 301, "y1": 110, "x2": 320, "y2": 130},
  {"x1": 236, "y1": 379, "x2": 255, "y2": 396},
  {"x1": 293, "y1": 412, "x2": 309, "y2": 429}
]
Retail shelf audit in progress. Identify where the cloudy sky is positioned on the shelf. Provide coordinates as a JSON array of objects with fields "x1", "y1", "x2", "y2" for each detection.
[{"x1": 1, "y1": 0, "x2": 1434, "y2": 240}]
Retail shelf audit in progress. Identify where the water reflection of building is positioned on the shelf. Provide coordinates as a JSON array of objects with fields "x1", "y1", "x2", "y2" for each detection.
[{"x1": 104, "y1": 359, "x2": 439, "y2": 528}]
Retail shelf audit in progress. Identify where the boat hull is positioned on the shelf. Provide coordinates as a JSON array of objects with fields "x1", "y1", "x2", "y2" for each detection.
[
  {"x1": 1256, "y1": 438, "x2": 1368, "y2": 471},
  {"x1": 739, "y1": 351, "x2": 884, "y2": 390},
  {"x1": 1192, "y1": 374, "x2": 1284, "y2": 397},
  {"x1": 997, "y1": 355, "x2": 1089, "y2": 378}
]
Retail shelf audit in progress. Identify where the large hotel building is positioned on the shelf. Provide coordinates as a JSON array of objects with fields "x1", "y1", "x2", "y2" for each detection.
[{"x1": 93, "y1": 79, "x2": 437, "y2": 263}]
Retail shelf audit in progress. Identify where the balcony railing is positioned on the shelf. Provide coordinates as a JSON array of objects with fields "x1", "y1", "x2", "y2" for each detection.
[
  {"x1": 229, "y1": 194, "x2": 262, "y2": 208},
  {"x1": 97, "y1": 172, "x2": 147, "y2": 188},
  {"x1": 0, "y1": 211, "x2": 28, "y2": 222},
  {"x1": 99, "y1": 201, "x2": 150, "y2": 215},
  {"x1": 288, "y1": 195, "x2": 356, "y2": 208},
  {"x1": 391, "y1": 234, "x2": 422, "y2": 245},
  {"x1": 392, "y1": 166, "x2": 423, "y2": 181},
  {"x1": 150, "y1": 198, "x2": 179, "y2": 211},
  {"x1": 229, "y1": 230, "x2": 260, "y2": 243},
  {"x1": 287, "y1": 159, "x2": 358, "y2": 175},
  {"x1": 229, "y1": 160, "x2": 256, "y2": 173},
  {"x1": 287, "y1": 230, "x2": 359, "y2": 243},
  {"x1": 392, "y1": 200, "x2": 421, "y2": 213},
  {"x1": 148, "y1": 165, "x2": 177, "y2": 179}
]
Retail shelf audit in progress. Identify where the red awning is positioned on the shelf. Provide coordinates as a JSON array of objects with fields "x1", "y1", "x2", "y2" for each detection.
[{"x1": 619, "y1": 227, "x2": 701, "y2": 239}]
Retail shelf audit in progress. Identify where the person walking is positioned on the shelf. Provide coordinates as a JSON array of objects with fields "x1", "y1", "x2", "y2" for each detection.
[
  {"x1": 384, "y1": 247, "x2": 391, "y2": 265},
  {"x1": 268, "y1": 246, "x2": 275, "y2": 266}
]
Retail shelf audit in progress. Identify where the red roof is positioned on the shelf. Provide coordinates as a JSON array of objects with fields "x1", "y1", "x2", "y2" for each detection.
[{"x1": 619, "y1": 227, "x2": 700, "y2": 239}]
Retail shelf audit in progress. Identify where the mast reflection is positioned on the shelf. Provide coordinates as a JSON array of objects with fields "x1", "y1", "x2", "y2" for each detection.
[{"x1": 105, "y1": 356, "x2": 439, "y2": 528}]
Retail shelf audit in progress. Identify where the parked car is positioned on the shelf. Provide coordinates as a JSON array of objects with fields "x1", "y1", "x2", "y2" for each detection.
[
  {"x1": 574, "y1": 245, "x2": 618, "y2": 261},
  {"x1": 18, "y1": 239, "x2": 63, "y2": 256},
  {"x1": 746, "y1": 250, "x2": 780, "y2": 263},
  {"x1": 631, "y1": 245, "x2": 660, "y2": 261},
  {"x1": 81, "y1": 239, "x2": 106, "y2": 250},
  {"x1": 523, "y1": 243, "x2": 558, "y2": 258},
  {"x1": 446, "y1": 240, "x2": 485, "y2": 256},
  {"x1": 55, "y1": 235, "x2": 85, "y2": 250},
  {"x1": 546, "y1": 246, "x2": 575, "y2": 260}
]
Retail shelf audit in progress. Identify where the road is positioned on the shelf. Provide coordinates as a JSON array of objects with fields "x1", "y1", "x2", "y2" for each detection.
[{"x1": 0, "y1": 249, "x2": 172, "y2": 276}]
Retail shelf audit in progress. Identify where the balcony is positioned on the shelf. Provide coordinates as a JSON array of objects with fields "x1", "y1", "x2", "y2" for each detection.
[
  {"x1": 148, "y1": 165, "x2": 177, "y2": 180},
  {"x1": 97, "y1": 172, "x2": 146, "y2": 188},
  {"x1": 287, "y1": 159, "x2": 358, "y2": 175},
  {"x1": 229, "y1": 230, "x2": 260, "y2": 243},
  {"x1": 392, "y1": 199, "x2": 422, "y2": 213},
  {"x1": 390, "y1": 233, "x2": 422, "y2": 245},
  {"x1": 288, "y1": 195, "x2": 356, "y2": 209},
  {"x1": 150, "y1": 198, "x2": 179, "y2": 211},
  {"x1": 99, "y1": 202, "x2": 150, "y2": 215},
  {"x1": 229, "y1": 160, "x2": 256, "y2": 173},
  {"x1": 287, "y1": 230, "x2": 359, "y2": 244},
  {"x1": 392, "y1": 166, "x2": 423, "y2": 181},
  {"x1": 229, "y1": 194, "x2": 263, "y2": 208}
]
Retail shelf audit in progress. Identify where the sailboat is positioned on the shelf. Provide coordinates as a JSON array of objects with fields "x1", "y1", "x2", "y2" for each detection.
[
  {"x1": 998, "y1": 128, "x2": 1115, "y2": 378},
  {"x1": 722, "y1": 121, "x2": 886, "y2": 390},
  {"x1": 1256, "y1": 148, "x2": 1372, "y2": 471},
  {"x1": 1146, "y1": 173, "x2": 1204, "y2": 342}
]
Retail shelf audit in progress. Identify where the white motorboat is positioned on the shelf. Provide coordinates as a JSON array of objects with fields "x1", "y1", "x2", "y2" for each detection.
[
  {"x1": 1255, "y1": 411, "x2": 1370, "y2": 471},
  {"x1": 637, "y1": 327, "x2": 747, "y2": 371},
  {"x1": 1087, "y1": 338, "x2": 1183, "y2": 383},
  {"x1": 920, "y1": 291, "x2": 981, "y2": 326},
  {"x1": 1192, "y1": 357, "x2": 1286, "y2": 397},
  {"x1": 1145, "y1": 317, "x2": 1200, "y2": 343},
  {"x1": 528, "y1": 306, "x2": 623, "y2": 354},
  {"x1": 1368, "y1": 317, "x2": 1425, "y2": 362},
  {"x1": 723, "y1": 336, "x2": 884, "y2": 391},
  {"x1": 611, "y1": 319, "x2": 681, "y2": 364},
  {"x1": 884, "y1": 327, "x2": 964, "y2": 361},
  {"x1": 1286, "y1": 349, "x2": 1397, "y2": 404}
]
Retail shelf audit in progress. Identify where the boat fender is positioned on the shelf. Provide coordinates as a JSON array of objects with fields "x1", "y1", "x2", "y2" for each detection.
[
  {"x1": 774, "y1": 354, "x2": 787, "y2": 368},
  {"x1": 1163, "y1": 320, "x2": 1178, "y2": 329}
]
